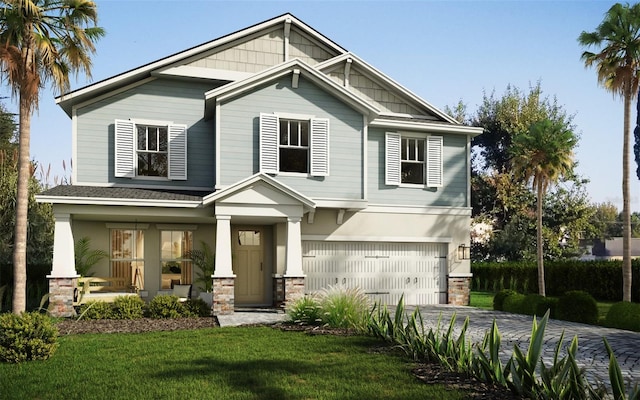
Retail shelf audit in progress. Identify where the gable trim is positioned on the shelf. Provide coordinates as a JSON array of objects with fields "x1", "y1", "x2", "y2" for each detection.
[
  {"x1": 204, "y1": 58, "x2": 380, "y2": 119},
  {"x1": 203, "y1": 173, "x2": 316, "y2": 210}
]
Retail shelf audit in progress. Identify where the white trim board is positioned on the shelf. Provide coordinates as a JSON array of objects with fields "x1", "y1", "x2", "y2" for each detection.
[{"x1": 301, "y1": 235, "x2": 452, "y2": 243}]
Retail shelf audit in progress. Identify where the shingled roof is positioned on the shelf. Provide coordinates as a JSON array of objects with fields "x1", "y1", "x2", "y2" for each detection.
[{"x1": 39, "y1": 185, "x2": 210, "y2": 202}]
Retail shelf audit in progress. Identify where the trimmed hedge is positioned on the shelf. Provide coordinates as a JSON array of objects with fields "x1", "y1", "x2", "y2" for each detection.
[
  {"x1": 556, "y1": 290, "x2": 598, "y2": 325},
  {"x1": 493, "y1": 289, "x2": 518, "y2": 311},
  {"x1": 502, "y1": 293, "x2": 526, "y2": 314},
  {"x1": 0, "y1": 312, "x2": 59, "y2": 363},
  {"x1": 472, "y1": 259, "x2": 640, "y2": 301},
  {"x1": 605, "y1": 302, "x2": 640, "y2": 332}
]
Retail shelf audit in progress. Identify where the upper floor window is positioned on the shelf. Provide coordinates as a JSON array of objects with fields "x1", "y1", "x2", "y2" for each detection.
[
  {"x1": 279, "y1": 119, "x2": 309, "y2": 173},
  {"x1": 137, "y1": 125, "x2": 168, "y2": 177},
  {"x1": 259, "y1": 113, "x2": 329, "y2": 176},
  {"x1": 114, "y1": 119, "x2": 187, "y2": 180},
  {"x1": 385, "y1": 132, "x2": 443, "y2": 187}
]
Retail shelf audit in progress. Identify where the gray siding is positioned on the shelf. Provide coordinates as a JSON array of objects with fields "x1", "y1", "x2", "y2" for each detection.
[
  {"x1": 219, "y1": 76, "x2": 364, "y2": 199},
  {"x1": 75, "y1": 79, "x2": 218, "y2": 188},
  {"x1": 367, "y1": 128, "x2": 468, "y2": 207}
]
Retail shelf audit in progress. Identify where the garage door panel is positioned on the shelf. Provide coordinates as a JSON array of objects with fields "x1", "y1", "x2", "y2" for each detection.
[{"x1": 303, "y1": 241, "x2": 447, "y2": 306}]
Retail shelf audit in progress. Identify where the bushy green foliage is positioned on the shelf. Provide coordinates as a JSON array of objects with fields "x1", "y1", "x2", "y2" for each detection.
[
  {"x1": 286, "y1": 295, "x2": 322, "y2": 325},
  {"x1": 605, "y1": 302, "x2": 640, "y2": 332},
  {"x1": 0, "y1": 312, "x2": 59, "y2": 363},
  {"x1": 473, "y1": 259, "x2": 640, "y2": 301},
  {"x1": 184, "y1": 298, "x2": 210, "y2": 317},
  {"x1": 78, "y1": 301, "x2": 114, "y2": 320},
  {"x1": 493, "y1": 289, "x2": 518, "y2": 311},
  {"x1": 147, "y1": 295, "x2": 193, "y2": 319},
  {"x1": 502, "y1": 293, "x2": 526, "y2": 314},
  {"x1": 556, "y1": 291, "x2": 598, "y2": 325},
  {"x1": 521, "y1": 294, "x2": 546, "y2": 316},
  {"x1": 318, "y1": 286, "x2": 370, "y2": 331},
  {"x1": 535, "y1": 297, "x2": 558, "y2": 319},
  {"x1": 112, "y1": 296, "x2": 145, "y2": 320}
]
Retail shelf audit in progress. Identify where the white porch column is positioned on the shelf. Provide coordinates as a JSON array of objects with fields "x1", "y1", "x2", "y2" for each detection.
[
  {"x1": 214, "y1": 215, "x2": 234, "y2": 277},
  {"x1": 284, "y1": 216, "x2": 304, "y2": 276},
  {"x1": 47, "y1": 213, "x2": 78, "y2": 278}
]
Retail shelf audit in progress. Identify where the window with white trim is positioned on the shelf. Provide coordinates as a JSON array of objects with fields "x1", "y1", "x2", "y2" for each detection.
[
  {"x1": 260, "y1": 113, "x2": 329, "y2": 176},
  {"x1": 160, "y1": 230, "x2": 193, "y2": 289},
  {"x1": 115, "y1": 119, "x2": 187, "y2": 180},
  {"x1": 385, "y1": 132, "x2": 443, "y2": 187},
  {"x1": 110, "y1": 229, "x2": 145, "y2": 290}
]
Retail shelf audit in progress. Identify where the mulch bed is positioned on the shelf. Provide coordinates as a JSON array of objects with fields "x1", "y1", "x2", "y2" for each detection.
[{"x1": 55, "y1": 318, "x2": 523, "y2": 399}]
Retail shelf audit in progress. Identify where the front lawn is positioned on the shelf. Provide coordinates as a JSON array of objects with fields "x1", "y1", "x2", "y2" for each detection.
[{"x1": 0, "y1": 326, "x2": 465, "y2": 400}]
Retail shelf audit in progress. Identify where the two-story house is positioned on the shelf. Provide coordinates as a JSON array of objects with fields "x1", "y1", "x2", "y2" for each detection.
[{"x1": 38, "y1": 13, "x2": 482, "y2": 317}]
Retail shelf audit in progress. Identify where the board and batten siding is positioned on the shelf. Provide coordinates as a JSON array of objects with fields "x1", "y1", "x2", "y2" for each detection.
[
  {"x1": 367, "y1": 128, "x2": 468, "y2": 207},
  {"x1": 75, "y1": 79, "x2": 218, "y2": 188},
  {"x1": 219, "y1": 75, "x2": 364, "y2": 199}
]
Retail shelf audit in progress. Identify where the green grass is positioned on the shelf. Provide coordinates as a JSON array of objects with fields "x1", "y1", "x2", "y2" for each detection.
[
  {"x1": 471, "y1": 290, "x2": 615, "y2": 324},
  {"x1": 469, "y1": 291, "x2": 494, "y2": 310},
  {"x1": 0, "y1": 326, "x2": 465, "y2": 400}
]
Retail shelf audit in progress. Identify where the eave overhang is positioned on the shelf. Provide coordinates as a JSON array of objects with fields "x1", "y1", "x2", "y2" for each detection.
[
  {"x1": 370, "y1": 118, "x2": 484, "y2": 137},
  {"x1": 204, "y1": 58, "x2": 380, "y2": 120},
  {"x1": 35, "y1": 194, "x2": 202, "y2": 208}
]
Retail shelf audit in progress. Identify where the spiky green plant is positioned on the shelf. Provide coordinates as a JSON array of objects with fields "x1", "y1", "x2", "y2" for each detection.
[
  {"x1": 183, "y1": 241, "x2": 215, "y2": 293},
  {"x1": 317, "y1": 285, "x2": 370, "y2": 331},
  {"x1": 286, "y1": 295, "x2": 321, "y2": 325},
  {"x1": 74, "y1": 237, "x2": 108, "y2": 277}
]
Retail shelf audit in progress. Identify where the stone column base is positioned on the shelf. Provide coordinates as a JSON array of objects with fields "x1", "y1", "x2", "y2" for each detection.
[
  {"x1": 448, "y1": 274, "x2": 472, "y2": 306},
  {"x1": 212, "y1": 276, "x2": 235, "y2": 315},
  {"x1": 48, "y1": 276, "x2": 78, "y2": 317},
  {"x1": 273, "y1": 275, "x2": 285, "y2": 309},
  {"x1": 283, "y1": 276, "x2": 305, "y2": 308}
]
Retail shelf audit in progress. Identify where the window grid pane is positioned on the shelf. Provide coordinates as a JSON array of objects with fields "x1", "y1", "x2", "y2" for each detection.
[
  {"x1": 400, "y1": 137, "x2": 425, "y2": 184},
  {"x1": 161, "y1": 230, "x2": 193, "y2": 289}
]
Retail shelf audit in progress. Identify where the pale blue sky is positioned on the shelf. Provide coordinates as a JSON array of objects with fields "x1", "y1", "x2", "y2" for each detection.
[{"x1": 15, "y1": 0, "x2": 634, "y2": 210}]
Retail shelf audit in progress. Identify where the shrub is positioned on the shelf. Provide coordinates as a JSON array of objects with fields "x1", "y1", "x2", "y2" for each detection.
[
  {"x1": 521, "y1": 294, "x2": 545, "y2": 316},
  {"x1": 287, "y1": 295, "x2": 322, "y2": 325},
  {"x1": 78, "y1": 300, "x2": 114, "y2": 320},
  {"x1": 493, "y1": 289, "x2": 518, "y2": 311},
  {"x1": 148, "y1": 295, "x2": 191, "y2": 318},
  {"x1": 604, "y1": 302, "x2": 640, "y2": 332},
  {"x1": 0, "y1": 312, "x2": 59, "y2": 363},
  {"x1": 318, "y1": 285, "x2": 370, "y2": 331},
  {"x1": 112, "y1": 296, "x2": 145, "y2": 319},
  {"x1": 184, "y1": 298, "x2": 211, "y2": 317},
  {"x1": 502, "y1": 293, "x2": 526, "y2": 314},
  {"x1": 556, "y1": 290, "x2": 598, "y2": 325},
  {"x1": 535, "y1": 297, "x2": 558, "y2": 319}
]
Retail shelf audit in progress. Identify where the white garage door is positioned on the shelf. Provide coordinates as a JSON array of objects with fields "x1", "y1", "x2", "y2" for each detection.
[{"x1": 302, "y1": 241, "x2": 448, "y2": 306}]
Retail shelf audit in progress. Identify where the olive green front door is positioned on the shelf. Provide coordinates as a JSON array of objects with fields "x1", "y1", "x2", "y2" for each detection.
[{"x1": 232, "y1": 227, "x2": 265, "y2": 305}]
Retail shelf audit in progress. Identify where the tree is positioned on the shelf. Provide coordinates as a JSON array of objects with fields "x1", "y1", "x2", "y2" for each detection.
[
  {"x1": 579, "y1": 3, "x2": 640, "y2": 302},
  {"x1": 0, "y1": 0, "x2": 104, "y2": 313},
  {"x1": 510, "y1": 119, "x2": 577, "y2": 296}
]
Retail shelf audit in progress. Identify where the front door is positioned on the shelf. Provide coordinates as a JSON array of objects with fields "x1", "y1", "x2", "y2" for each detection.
[{"x1": 232, "y1": 226, "x2": 265, "y2": 305}]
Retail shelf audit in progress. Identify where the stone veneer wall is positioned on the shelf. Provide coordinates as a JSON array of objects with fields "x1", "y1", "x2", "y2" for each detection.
[
  {"x1": 447, "y1": 275, "x2": 471, "y2": 306},
  {"x1": 48, "y1": 277, "x2": 77, "y2": 317},
  {"x1": 212, "y1": 277, "x2": 235, "y2": 315},
  {"x1": 283, "y1": 277, "x2": 305, "y2": 306},
  {"x1": 273, "y1": 276, "x2": 285, "y2": 308}
]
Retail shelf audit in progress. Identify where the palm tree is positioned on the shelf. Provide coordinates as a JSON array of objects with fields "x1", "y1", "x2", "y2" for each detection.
[
  {"x1": 579, "y1": 3, "x2": 640, "y2": 302},
  {"x1": 0, "y1": 0, "x2": 104, "y2": 313},
  {"x1": 510, "y1": 119, "x2": 577, "y2": 296}
]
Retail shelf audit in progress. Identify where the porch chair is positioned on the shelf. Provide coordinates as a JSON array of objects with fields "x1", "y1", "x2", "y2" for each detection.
[{"x1": 172, "y1": 284, "x2": 192, "y2": 302}]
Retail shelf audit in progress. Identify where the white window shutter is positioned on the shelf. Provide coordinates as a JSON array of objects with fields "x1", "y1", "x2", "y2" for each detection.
[
  {"x1": 385, "y1": 132, "x2": 401, "y2": 186},
  {"x1": 260, "y1": 113, "x2": 279, "y2": 174},
  {"x1": 114, "y1": 119, "x2": 135, "y2": 178},
  {"x1": 426, "y1": 136, "x2": 443, "y2": 187},
  {"x1": 310, "y1": 118, "x2": 329, "y2": 176},
  {"x1": 168, "y1": 124, "x2": 188, "y2": 180}
]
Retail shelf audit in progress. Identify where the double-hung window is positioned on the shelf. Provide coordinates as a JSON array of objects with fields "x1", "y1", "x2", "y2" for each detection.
[
  {"x1": 259, "y1": 113, "x2": 329, "y2": 176},
  {"x1": 115, "y1": 119, "x2": 187, "y2": 180},
  {"x1": 385, "y1": 132, "x2": 443, "y2": 187},
  {"x1": 110, "y1": 229, "x2": 145, "y2": 289},
  {"x1": 137, "y1": 125, "x2": 168, "y2": 177},
  {"x1": 160, "y1": 230, "x2": 193, "y2": 289}
]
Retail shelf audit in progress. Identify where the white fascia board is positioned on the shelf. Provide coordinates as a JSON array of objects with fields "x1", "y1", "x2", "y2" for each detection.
[
  {"x1": 153, "y1": 65, "x2": 254, "y2": 82},
  {"x1": 203, "y1": 173, "x2": 316, "y2": 209},
  {"x1": 205, "y1": 59, "x2": 379, "y2": 118},
  {"x1": 301, "y1": 234, "x2": 452, "y2": 243},
  {"x1": 318, "y1": 53, "x2": 459, "y2": 124},
  {"x1": 370, "y1": 118, "x2": 484, "y2": 137},
  {"x1": 313, "y1": 199, "x2": 368, "y2": 210},
  {"x1": 35, "y1": 195, "x2": 202, "y2": 208},
  {"x1": 363, "y1": 205, "x2": 472, "y2": 216},
  {"x1": 56, "y1": 13, "x2": 347, "y2": 115}
]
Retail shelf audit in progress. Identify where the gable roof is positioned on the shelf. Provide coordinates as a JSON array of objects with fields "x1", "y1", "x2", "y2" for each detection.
[
  {"x1": 203, "y1": 173, "x2": 316, "y2": 211},
  {"x1": 56, "y1": 13, "x2": 347, "y2": 117},
  {"x1": 204, "y1": 58, "x2": 380, "y2": 119}
]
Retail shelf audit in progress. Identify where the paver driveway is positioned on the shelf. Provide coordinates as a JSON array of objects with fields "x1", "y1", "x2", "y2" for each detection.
[{"x1": 413, "y1": 305, "x2": 640, "y2": 390}]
